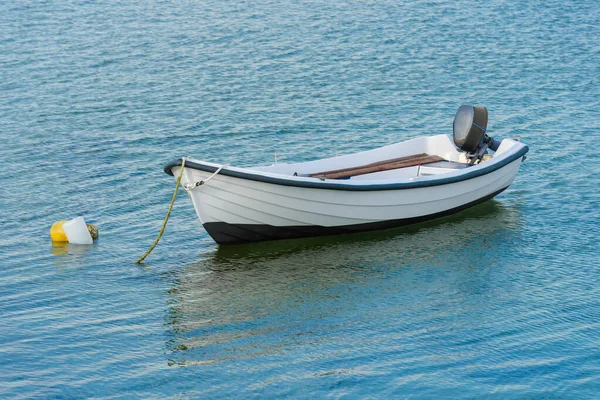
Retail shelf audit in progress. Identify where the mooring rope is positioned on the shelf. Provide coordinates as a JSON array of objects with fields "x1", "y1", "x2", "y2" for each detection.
[
  {"x1": 135, "y1": 158, "x2": 187, "y2": 264},
  {"x1": 183, "y1": 163, "x2": 229, "y2": 191}
]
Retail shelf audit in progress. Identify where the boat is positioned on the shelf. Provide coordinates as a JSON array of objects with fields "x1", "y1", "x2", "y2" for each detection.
[{"x1": 164, "y1": 105, "x2": 529, "y2": 244}]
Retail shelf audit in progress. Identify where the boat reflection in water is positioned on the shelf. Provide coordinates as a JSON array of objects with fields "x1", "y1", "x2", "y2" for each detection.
[{"x1": 164, "y1": 200, "x2": 522, "y2": 367}]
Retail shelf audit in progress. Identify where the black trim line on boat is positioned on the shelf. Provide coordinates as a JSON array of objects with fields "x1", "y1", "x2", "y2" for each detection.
[
  {"x1": 163, "y1": 146, "x2": 528, "y2": 191},
  {"x1": 202, "y1": 185, "x2": 510, "y2": 244}
]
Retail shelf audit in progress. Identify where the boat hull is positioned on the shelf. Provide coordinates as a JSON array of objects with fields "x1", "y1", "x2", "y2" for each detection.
[
  {"x1": 170, "y1": 152, "x2": 525, "y2": 244},
  {"x1": 202, "y1": 185, "x2": 509, "y2": 244}
]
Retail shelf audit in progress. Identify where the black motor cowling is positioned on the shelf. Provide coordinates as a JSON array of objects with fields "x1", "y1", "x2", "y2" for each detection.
[
  {"x1": 453, "y1": 105, "x2": 488, "y2": 152},
  {"x1": 453, "y1": 105, "x2": 501, "y2": 162}
]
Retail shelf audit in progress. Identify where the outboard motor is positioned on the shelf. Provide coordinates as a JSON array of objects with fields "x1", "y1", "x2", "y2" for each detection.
[{"x1": 453, "y1": 105, "x2": 502, "y2": 164}]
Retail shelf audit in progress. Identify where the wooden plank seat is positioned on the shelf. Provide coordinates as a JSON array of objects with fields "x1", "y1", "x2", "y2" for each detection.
[{"x1": 310, "y1": 153, "x2": 445, "y2": 180}]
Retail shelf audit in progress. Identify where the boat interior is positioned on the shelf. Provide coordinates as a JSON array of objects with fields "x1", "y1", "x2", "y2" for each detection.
[{"x1": 251, "y1": 134, "x2": 501, "y2": 181}]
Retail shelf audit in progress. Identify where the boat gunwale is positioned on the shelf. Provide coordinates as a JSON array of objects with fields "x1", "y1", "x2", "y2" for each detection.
[{"x1": 164, "y1": 144, "x2": 529, "y2": 191}]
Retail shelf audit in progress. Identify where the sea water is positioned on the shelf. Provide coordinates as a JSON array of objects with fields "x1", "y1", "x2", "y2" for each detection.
[{"x1": 1, "y1": 0, "x2": 599, "y2": 397}]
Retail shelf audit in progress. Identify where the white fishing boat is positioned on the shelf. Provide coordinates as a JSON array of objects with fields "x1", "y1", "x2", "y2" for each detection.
[{"x1": 164, "y1": 106, "x2": 528, "y2": 244}]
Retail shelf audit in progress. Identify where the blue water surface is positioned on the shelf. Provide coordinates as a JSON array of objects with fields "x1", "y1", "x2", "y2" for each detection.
[{"x1": 1, "y1": 0, "x2": 599, "y2": 398}]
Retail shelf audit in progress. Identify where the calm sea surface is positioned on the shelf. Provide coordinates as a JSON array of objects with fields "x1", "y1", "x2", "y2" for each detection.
[{"x1": 1, "y1": 0, "x2": 599, "y2": 398}]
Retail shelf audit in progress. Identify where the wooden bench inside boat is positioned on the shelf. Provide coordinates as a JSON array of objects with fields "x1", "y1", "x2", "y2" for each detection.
[{"x1": 309, "y1": 153, "x2": 446, "y2": 180}]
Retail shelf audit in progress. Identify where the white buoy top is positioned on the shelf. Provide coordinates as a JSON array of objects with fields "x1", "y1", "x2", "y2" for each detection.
[{"x1": 62, "y1": 216, "x2": 93, "y2": 245}]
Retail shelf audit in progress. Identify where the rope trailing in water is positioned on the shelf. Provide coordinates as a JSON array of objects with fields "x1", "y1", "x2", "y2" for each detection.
[{"x1": 135, "y1": 158, "x2": 187, "y2": 264}]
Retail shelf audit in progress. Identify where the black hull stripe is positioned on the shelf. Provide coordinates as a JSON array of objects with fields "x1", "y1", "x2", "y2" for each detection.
[
  {"x1": 164, "y1": 146, "x2": 528, "y2": 191},
  {"x1": 203, "y1": 186, "x2": 510, "y2": 245}
]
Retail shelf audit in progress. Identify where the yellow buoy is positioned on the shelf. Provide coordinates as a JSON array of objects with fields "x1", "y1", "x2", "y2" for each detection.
[
  {"x1": 50, "y1": 219, "x2": 98, "y2": 244},
  {"x1": 50, "y1": 220, "x2": 68, "y2": 242}
]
